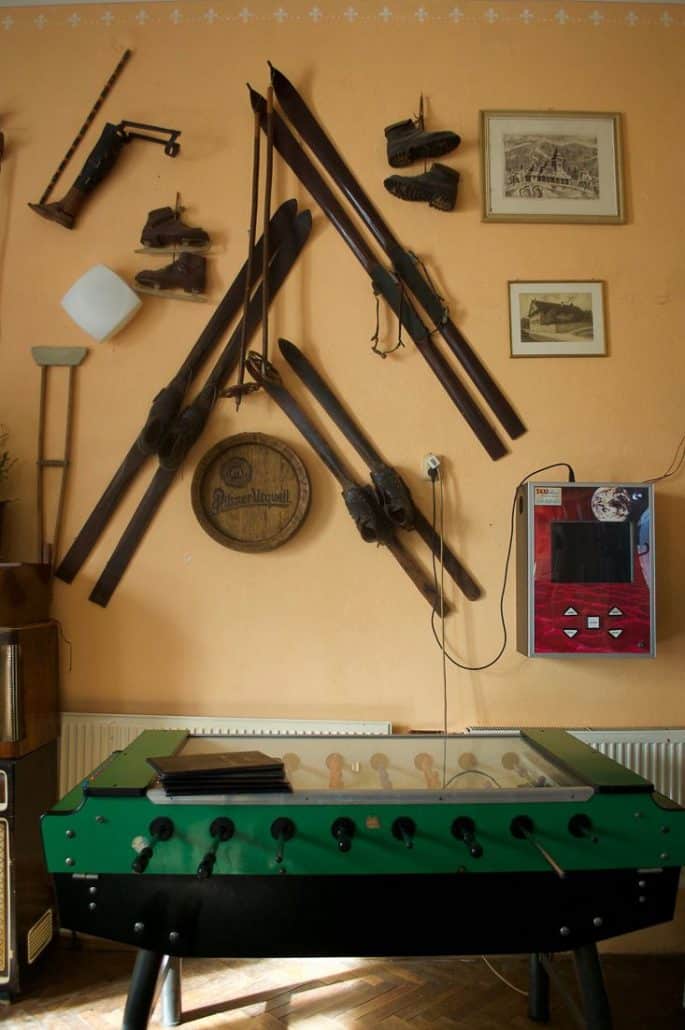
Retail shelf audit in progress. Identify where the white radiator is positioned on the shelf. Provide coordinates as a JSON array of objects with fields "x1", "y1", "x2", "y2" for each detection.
[
  {"x1": 58, "y1": 712, "x2": 392, "y2": 796},
  {"x1": 468, "y1": 727, "x2": 685, "y2": 807}
]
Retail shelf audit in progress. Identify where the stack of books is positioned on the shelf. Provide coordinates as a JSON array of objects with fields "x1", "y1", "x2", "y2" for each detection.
[{"x1": 146, "y1": 750, "x2": 292, "y2": 796}]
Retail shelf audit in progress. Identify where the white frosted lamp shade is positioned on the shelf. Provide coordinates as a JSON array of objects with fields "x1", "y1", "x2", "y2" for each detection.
[{"x1": 61, "y1": 264, "x2": 142, "y2": 342}]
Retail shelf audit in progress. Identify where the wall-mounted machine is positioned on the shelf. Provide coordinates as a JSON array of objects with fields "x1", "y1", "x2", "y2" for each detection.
[{"x1": 516, "y1": 482, "x2": 654, "y2": 657}]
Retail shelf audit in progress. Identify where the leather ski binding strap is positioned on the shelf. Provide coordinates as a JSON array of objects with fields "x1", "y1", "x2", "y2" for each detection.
[
  {"x1": 117, "y1": 121, "x2": 181, "y2": 156},
  {"x1": 341, "y1": 484, "x2": 382, "y2": 544},
  {"x1": 370, "y1": 466, "x2": 414, "y2": 529}
]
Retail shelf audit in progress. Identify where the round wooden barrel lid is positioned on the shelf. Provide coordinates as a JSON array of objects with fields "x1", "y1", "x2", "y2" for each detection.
[{"x1": 191, "y1": 433, "x2": 311, "y2": 552}]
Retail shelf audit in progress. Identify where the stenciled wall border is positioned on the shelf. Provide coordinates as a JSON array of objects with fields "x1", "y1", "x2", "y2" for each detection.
[{"x1": 1, "y1": 1, "x2": 684, "y2": 30}]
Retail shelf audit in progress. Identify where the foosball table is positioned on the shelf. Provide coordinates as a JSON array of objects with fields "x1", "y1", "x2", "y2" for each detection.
[{"x1": 41, "y1": 728, "x2": 685, "y2": 1029}]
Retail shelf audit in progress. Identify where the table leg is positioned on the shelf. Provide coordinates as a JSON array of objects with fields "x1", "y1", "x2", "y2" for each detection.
[
  {"x1": 122, "y1": 949, "x2": 164, "y2": 1030},
  {"x1": 573, "y1": 943, "x2": 613, "y2": 1030},
  {"x1": 528, "y1": 952, "x2": 550, "y2": 1022},
  {"x1": 160, "y1": 955, "x2": 182, "y2": 1026}
]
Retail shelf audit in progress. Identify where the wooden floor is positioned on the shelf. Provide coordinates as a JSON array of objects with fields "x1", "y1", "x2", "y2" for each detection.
[{"x1": 2, "y1": 941, "x2": 684, "y2": 1028}]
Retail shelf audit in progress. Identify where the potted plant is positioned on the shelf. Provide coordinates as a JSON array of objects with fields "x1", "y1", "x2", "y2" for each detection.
[{"x1": 0, "y1": 425, "x2": 16, "y2": 557}]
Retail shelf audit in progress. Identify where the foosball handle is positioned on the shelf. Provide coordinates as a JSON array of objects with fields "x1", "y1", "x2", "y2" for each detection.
[
  {"x1": 568, "y1": 813, "x2": 599, "y2": 843},
  {"x1": 131, "y1": 817, "x2": 175, "y2": 874},
  {"x1": 331, "y1": 817, "x2": 356, "y2": 852},
  {"x1": 510, "y1": 815, "x2": 566, "y2": 879},
  {"x1": 271, "y1": 817, "x2": 296, "y2": 863},
  {"x1": 392, "y1": 816, "x2": 416, "y2": 849},
  {"x1": 197, "y1": 817, "x2": 236, "y2": 879},
  {"x1": 451, "y1": 816, "x2": 483, "y2": 858}
]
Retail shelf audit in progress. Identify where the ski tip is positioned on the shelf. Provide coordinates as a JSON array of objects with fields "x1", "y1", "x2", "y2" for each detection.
[
  {"x1": 247, "y1": 84, "x2": 265, "y2": 112},
  {"x1": 295, "y1": 209, "x2": 313, "y2": 233},
  {"x1": 278, "y1": 338, "x2": 297, "y2": 358}
]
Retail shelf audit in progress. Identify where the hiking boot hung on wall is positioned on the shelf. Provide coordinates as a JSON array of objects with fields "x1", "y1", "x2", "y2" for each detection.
[
  {"x1": 384, "y1": 118, "x2": 461, "y2": 169},
  {"x1": 134, "y1": 252, "x2": 207, "y2": 300},
  {"x1": 140, "y1": 205, "x2": 210, "y2": 251},
  {"x1": 384, "y1": 164, "x2": 460, "y2": 212}
]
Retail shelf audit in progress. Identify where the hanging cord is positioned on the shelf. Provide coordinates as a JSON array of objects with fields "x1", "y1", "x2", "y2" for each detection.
[
  {"x1": 261, "y1": 86, "x2": 274, "y2": 362},
  {"x1": 644, "y1": 429, "x2": 685, "y2": 484},
  {"x1": 370, "y1": 281, "x2": 406, "y2": 358},
  {"x1": 480, "y1": 956, "x2": 528, "y2": 997},
  {"x1": 427, "y1": 465, "x2": 449, "y2": 781},
  {"x1": 53, "y1": 618, "x2": 73, "y2": 672},
  {"x1": 429, "y1": 462, "x2": 576, "y2": 671}
]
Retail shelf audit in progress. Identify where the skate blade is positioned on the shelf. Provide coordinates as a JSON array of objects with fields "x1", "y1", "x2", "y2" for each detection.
[
  {"x1": 134, "y1": 243, "x2": 217, "y2": 256},
  {"x1": 134, "y1": 285, "x2": 208, "y2": 303}
]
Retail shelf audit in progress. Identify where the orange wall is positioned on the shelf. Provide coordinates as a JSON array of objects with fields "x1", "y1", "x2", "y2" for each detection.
[{"x1": 0, "y1": 0, "x2": 683, "y2": 731}]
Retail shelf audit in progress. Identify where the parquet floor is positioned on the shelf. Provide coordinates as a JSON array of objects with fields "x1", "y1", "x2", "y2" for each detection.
[{"x1": 1, "y1": 940, "x2": 684, "y2": 1028}]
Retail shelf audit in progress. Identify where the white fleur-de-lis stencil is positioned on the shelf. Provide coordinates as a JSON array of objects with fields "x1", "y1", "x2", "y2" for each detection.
[
  {"x1": 170, "y1": 9, "x2": 182, "y2": 23},
  {"x1": 135, "y1": 8, "x2": 149, "y2": 23},
  {"x1": 484, "y1": 7, "x2": 498, "y2": 23},
  {"x1": 204, "y1": 8, "x2": 219, "y2": 21},
  {"x1": 520, "y1": 8, "x2": 534, "y2": 22},
  {"x1": 1, "y1": 14, "x2": 13, "y2": 29},
  {"x1": 101, "y1": 10, "x2": 115, "y2": 25},
  {"x1": 625, "y1": 11, "x2": 638, "y2": 26},
  {"x1": 309, "y1": 6, "x2": 323, "y2": 20},
  {"x1": 343, "y1": 6, "x2": 358, "y2": 21},
  {"x1": 449, "y1": 7, "x2": 463, "y2": 23},
  {"x1": 589, "y1": 9, "x2": 603, "y2": 25},
  {"x1": 379, "y1": 6, "x2": 392, "y2": 22},
  {"x1": 67, "y1": 12, "x2": 81, "y2": 27},
  {"x1": 554, "y1": 9, "x2": 569, "y2": 24},
  {"x1": 238, "y1": 7, "x2": 253, "y2": 21},
  {"x1": 415, "y1": 7, "x2": 428, "y2": 22},
  {"x1": 660, "y1": 10, "x2": 673, "y2": 26},
  {"x1": 274, "y1": 7, "x2": 288, "y2": 21},
  {"x1": 34, "y1": 13, "x2": 47, "y2": 28}
]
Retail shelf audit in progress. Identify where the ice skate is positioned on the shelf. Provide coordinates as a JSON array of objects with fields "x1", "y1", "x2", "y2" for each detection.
[
  {"x1": 137, "y1": 204, "x2": 211, "y2": 254},
  {"x1": 384, "y1": 118, "x2": 461, "y2": 169},
  {"x1": 384, "y1": 164, "x2": 460, "y2": 211},
  {"x1": 134, "y1": 252, "x2": 207, "y2": 302}
]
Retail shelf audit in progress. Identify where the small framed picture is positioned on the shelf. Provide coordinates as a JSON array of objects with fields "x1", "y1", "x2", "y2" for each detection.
[
  {"x1": 509, "y1": 281, "x2": 606, "y2": 357},
  {"x1": 481, "y1": 111, "x2": 624, "y2": 223}
]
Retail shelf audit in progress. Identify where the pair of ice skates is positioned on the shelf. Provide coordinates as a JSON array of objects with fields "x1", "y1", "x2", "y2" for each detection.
[
  {"x1": 383, "y1": 108, "x2": 461, "y2": 212},
  {"x1": 134, "y1": 205, "x2": 211, "y2": 301}
]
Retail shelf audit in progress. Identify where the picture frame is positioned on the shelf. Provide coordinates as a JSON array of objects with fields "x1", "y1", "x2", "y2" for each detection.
[
  {"x1": 481, "y1": 111, "x2": 624, "y2": 223},
  {"x1": 508, "y1": 281, "x2": 606, "y2": 357}
]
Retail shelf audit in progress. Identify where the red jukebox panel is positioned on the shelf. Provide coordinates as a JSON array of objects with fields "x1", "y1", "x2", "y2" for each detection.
[{"x1": 516, "y1": 483, "x2": 654, "y2": 657}]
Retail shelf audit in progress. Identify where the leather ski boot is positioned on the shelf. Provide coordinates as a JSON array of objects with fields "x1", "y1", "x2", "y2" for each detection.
[
  {"x1": 384, "y1": 118, "x2": 461, "y2": 168},
  {"x1": 135, "y1": 252, "x2": 206, "y2": 296},
  {"x1": 383, "y1": 164, "x2": 460, "y2": 212},
  {"x1": 140, "y1": 206, "x2": 210, "y2": 250},
  {"x1": 30, "y1": 122, "x2": 128, "y2": 229}
]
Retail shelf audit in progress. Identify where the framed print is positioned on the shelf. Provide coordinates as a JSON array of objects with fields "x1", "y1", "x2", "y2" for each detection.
[
  {"x1": 509, "y1": 281, "x2": 606, "y2": 357},
  {"x1": 481, "y1": 111, "x2": 624, "y2": 223}
]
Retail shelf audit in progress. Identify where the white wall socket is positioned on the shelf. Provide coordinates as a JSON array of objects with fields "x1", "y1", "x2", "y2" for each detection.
[{"x1": 422, "y1": 453, "x2": 441, "y2": 478}]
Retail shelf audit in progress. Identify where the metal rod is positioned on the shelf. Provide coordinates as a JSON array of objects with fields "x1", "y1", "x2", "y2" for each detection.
[{"x1": 38, "y1": 49, "x2": 132, "y2": 205}]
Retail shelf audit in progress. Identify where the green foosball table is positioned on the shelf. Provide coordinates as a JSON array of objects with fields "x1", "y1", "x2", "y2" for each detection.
[{"x1": 41, "y1": 728, "x2": 685, "y2": 1029}]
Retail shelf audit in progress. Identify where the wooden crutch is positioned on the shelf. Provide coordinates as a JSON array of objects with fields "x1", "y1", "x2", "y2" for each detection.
[{"x1": 32, "y1": 346, "x2": 88, "y2": 566}]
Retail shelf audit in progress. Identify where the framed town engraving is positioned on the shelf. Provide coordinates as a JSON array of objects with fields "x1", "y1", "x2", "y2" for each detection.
[
  {"x1": 508, "y1": 281, "x2": 606, "y2": 357},
  {"x1": 481, "y1": 111, "x2": 624, "y2": 223}
]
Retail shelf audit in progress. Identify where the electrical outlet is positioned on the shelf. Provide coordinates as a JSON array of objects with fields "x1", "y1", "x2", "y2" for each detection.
[{"x1": 422, "y1": 453, "x2": 441, "y2": 479}]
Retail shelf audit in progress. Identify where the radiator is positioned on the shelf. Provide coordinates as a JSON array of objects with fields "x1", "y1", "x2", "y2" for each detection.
[
  {"x1": 58, "y1": 712, "x2": 392, "y2": 796},
  {"x1": 468, "y1": 727, "x2": 685, "y2": 807}
]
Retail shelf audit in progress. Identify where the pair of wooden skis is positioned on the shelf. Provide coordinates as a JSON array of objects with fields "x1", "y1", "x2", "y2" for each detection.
[
  {"x1": 55, "y1": 200, "x2": 311, "y2": 605},
  {"x1": 250, "y1": 66, "x2": 526, "y2": 461},
  {"x1": 247, "y1": 342, "x2": 481, "y2": 611}
]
